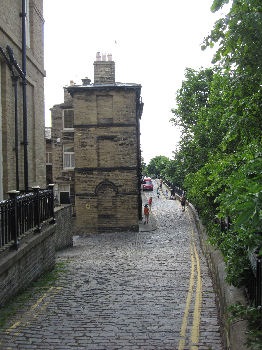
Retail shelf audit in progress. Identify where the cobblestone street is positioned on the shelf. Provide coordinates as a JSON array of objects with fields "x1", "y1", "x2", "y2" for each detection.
[{"x1": 0, "y1": 181, "x2": 224, "y2": 349}]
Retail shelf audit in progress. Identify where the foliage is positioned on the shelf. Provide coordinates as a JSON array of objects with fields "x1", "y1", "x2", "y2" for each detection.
[
  {"x1": 158, "y1": 0, "x2": 262, "y2": 345},
  {"x1": 145, "y1": 155, "x2": 170, "y2": 178},
  {"x1": 167, "y1": 0, "x2": 262, "y2": 288},
  {"x1": 145, "y1": 0, "x2": 262, "y2": 293},
  {"x1": 228, "y1": 303, "x2": 262, "y2": 349},
  {"x1": 140, "y1": 156, "x2": 147, "y2": 176}
]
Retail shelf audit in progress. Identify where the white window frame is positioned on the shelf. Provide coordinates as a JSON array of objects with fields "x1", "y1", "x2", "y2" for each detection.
[
  {"x1": 63, "y1": 109, "x2": 74, "y2": 131},
  {"x1": 63, "y1": 145, "x2": 75, "y2": 169}
]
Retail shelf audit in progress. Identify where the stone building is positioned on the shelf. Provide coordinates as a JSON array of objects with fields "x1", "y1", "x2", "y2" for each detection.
[
  {"x1": 51, "y1": 53, "x2": 143, "y2": 232},
  {"x1": 49, "y1": 86, "x2": 75, "y2": 205},
  {"x1": 45, "y1": 127, "x2": 52, "y2": 185},
  {"x1": 0, "y1": 0, "x2": 46, "y2": 199}
]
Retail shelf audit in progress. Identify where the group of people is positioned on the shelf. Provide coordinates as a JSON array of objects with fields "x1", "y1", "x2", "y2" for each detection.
[{"x1": 143, "y1": 188, "x2": 187, "y2": 224}]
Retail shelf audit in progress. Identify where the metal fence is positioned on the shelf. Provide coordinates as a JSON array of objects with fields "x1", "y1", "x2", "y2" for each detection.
[
  {"x1": 247, "y1": 250, "x2": 262, "y2": 307},
  {"x1": 163, "y1": 180, "x2": 184, "y2": 197},
  {"x1": 0, "y1": 186, "x2": 55, "y2": 250}
]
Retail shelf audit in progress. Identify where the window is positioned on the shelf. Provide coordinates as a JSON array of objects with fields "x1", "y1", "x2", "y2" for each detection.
[
  {"x1": 63, "y1": 109, "x2": 74, "y2": 130},
  {"x1": 63, "y1": 145, "x2": 75, "y2": 169},
  {"x1": 59, "y1": 185, "x2": 70, "y2": 204}
]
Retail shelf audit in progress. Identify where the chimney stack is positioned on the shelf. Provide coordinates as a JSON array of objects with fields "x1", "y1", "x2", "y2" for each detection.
[
  {"x1": 82, "y1": 77, "x2": 91, "y2": 85},
  {"x1": 94, "y1": 52, "x2": 115, "y2": 85}
]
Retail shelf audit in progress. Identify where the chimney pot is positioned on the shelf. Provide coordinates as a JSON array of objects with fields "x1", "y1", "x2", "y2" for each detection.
[{"x1": 96, "y1": 52, "x2": 101, "y2": 61}]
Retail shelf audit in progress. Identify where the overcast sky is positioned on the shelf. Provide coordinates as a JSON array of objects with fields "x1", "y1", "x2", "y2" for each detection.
[{"x1": 43, "y1": 0, "x2": 220, "y2": 163}]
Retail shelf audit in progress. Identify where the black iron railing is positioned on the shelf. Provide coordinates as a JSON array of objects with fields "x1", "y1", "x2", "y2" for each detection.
[
  {"x1": 247, "y1": 249, "x2": 262, "y2": 307},
  {"x1": 0, "y1": 186, "x2": 55, "y2": 250}
]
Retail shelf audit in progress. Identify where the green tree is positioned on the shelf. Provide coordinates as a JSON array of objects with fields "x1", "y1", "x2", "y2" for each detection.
[
  {"x1": 146, "y1": 156, "x2": 170, "y2": 178},
  {"x1": 170, "y1": 0, "x2": 262, "y2": 289}
]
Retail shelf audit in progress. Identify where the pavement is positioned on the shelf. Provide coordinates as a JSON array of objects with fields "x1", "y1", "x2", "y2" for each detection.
[{"x1": 0, "y1": 180, "x2": 224, "y2": 350}]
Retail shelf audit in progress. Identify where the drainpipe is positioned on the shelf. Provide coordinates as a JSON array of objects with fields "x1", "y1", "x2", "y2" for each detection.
[
  {"x1": 136, "y1": 90, "x2": 144, "y2": 221},
  {"x1": 0, "y1": 47, "x2": 20, "y2": 190},
  {"x1": 21, "y1": 0, "x2": 28, "y2": 192},
  {"x1": 12, "y1": 75, "x2": 20, "y2": 190}
]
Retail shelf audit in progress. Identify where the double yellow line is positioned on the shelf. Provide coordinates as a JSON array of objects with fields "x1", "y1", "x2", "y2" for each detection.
[
  {"x1": 4, "y1": 286, "x2": 62, "y2": 336},
  {"x1": 178, "y1": 224, "x2": 203, "y2": 349}
]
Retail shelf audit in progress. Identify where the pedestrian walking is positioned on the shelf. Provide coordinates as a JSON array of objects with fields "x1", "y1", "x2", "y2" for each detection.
[
  {"x1": 143, "y1": 204, "x2": 149, "y2": 224},
  {"x1": 148, "y1": 196, "x2": 152, "y2": 211},
  {"x1": 181, "y1": 194, "x2": 186, "y2": 212},
  {"x1": 165, "y1": 189, "x2": 169, "y2": 199},
  {"x1": 157, "y1": 187, "x2": 160, "y2": 198}
]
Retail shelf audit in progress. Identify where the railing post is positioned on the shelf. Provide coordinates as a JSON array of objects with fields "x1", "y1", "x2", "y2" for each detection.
[
  {"x1": 256, "y1": 256, "x2": 262, "y2": 307},
  {"x1": 48, "y1": 184, "x2": 56, "y2": 224},
  {"x1": 32, "y1": 186, "x2": 41, "y2": 233},
  {"x1": 7, "y1": 190, "x2": 20, "y2": 250}
]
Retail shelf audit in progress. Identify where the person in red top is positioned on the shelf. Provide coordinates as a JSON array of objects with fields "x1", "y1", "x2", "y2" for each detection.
[
  {"x1": 148, "y1": 197, "x2": 152, "y2": 211},
  {"x1": 143, "y1": 204, "x2": 150, "y2": 224}
]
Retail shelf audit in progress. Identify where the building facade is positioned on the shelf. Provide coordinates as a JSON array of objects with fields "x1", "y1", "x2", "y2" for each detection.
[
  {"x1": 49, "y1": 86, "x2": 75, "y2": 205},
  {"x1": 51, "y1": 53, "x2": 143, "y2": 233},
  {"x1": 0, "y1": 0, "x2": 46, "y2": 199}
]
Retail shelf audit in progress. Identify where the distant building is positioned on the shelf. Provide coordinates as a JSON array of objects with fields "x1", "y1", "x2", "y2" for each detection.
[
  {"x1": 50, "y1": 53, "x2": 143, "y2": 232},
  {"x1": 49, "y1": 85, "x2": 75, "y2": 205},
  {"x1": 45, "y1": 127, "x2": 52, "y2": 185},
  {"x1": 0, "y1": 0, "x2": 46, "y2": 198}
]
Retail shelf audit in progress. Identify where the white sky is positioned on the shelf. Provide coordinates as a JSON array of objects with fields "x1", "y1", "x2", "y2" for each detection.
[{"x1": 43, "y1": 0, "x2": 220, "y2": 164}]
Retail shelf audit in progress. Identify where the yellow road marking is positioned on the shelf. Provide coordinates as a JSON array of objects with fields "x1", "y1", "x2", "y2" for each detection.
[
  {"x1": 178, "y1": 210, "x2": 203, "y2": 350},
  {"x1": 178, "y1": 245, "x2": 195, "y2": 350},
  {"x1": 31, "y1": 286, "x2": 54, "y2": 311},
  {"x1": 190, "y1": 243, "x2": 202, "y2": 350},
  {"x1": 5, "y1": 286, "x2": 62, "y2": 335},
  {"x1": 5, "y1": 321, "x2": 21, "y2": 334}
]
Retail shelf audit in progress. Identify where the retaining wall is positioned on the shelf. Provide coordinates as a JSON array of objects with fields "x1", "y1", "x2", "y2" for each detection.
[
  {"x1": 187, "y1": 201, "x2": 248, "y2": 350},
  {"x1": 0, "y1": 205, "x2": 73, "y2": 306}
]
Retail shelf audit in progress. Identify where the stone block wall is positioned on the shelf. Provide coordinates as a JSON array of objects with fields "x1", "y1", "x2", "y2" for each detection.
[
  {"x1": 75, "y1": 170, "x2": 139, "y2": 233},
  {"x1": 0, "y1": 224, "x2": 56, "y2": 306},
  {"x1": 0, "y1": 205, "x2": 73, "y2": 306},
  {"x1": 54, "y1": 205, "x2": 73, "y2": 250},
  {"x1": 69, "y1": 85, "x2": 141, "y2": 233},
  {"x1": 0, "y1": 0, "x2": 46, "y2": 195}
]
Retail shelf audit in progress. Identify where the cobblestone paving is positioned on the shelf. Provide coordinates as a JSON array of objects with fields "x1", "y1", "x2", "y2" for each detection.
[{"x1": 0, "y1": 181, "x2": 224, "y2": 349}]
